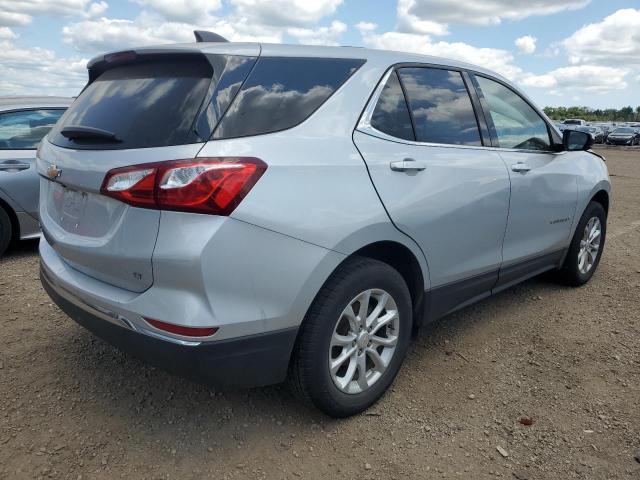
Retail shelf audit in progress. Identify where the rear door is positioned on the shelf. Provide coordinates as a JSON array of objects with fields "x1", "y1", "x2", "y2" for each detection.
[
  {"x1": 354, "y1": 66, "x2": 510, "y2": 317},
  {"x1": 38, "y1": 51, "x2": 258, "y2": 292},
  {"x1": 471, "y1": 74, "x2": 577, "y2": 287},
  {"x1": 0, "y1": 108, "x2": 65, "y2": 217}
]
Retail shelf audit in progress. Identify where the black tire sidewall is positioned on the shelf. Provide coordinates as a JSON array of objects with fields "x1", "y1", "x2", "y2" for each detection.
[
  {"x1": 303, "y1": 259, "x2": 412, "y2": 417},
  {"x1": 0, "y1": 207, "x2": 12, "y2": 256},
  {"x1": 563, "y1": 201, "x2": 607, "y2": 286}
]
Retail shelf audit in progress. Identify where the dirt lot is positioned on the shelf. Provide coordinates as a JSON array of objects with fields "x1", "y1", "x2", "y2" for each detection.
[{"x1": 1, "y1": 148, "x2": 639, "y2": 480}]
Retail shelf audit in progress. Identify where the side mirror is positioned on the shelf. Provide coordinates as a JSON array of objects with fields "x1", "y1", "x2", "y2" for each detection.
[{"x1": 563, "y1": 129, "x2": 593, "y2": 151}]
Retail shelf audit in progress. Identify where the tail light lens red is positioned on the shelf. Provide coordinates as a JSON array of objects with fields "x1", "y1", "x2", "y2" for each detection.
[{"x1": 100, "y1": 157, "x2": 266, "y2": 215}]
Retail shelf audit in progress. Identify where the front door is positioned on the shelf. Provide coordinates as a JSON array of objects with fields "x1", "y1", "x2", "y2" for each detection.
[{"x1": 472, "y1": 75, "x2": 577, "y2": 287}]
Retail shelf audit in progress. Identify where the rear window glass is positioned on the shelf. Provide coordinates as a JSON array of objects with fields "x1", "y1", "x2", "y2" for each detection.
[
  {"x1": 213, "y1": 57, "x2": 365, "y2": 139},
  {"x1": 49, "y1": 58, "x2": 213, "y2": 150}
]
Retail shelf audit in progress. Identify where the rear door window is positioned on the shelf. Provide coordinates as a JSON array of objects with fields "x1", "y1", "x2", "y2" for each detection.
[
  {"x1": 213, "y1": 57, "x2": 365, "y2": 139},
  {"x1": 397, "y1": 67, "x2": 482, "y2": 146},
  {"x1": 474, "y1": 75, "x2": 551, "y2": 151},
  {"x1": 370, "y1": 71, "x2": 415, "y2": 141},
  {"x1": 0, "y1": 109, "x2": 65, "y2": 149},
  {"x1": 49, "y1": 57, "x2": 214, "y2": 150}
]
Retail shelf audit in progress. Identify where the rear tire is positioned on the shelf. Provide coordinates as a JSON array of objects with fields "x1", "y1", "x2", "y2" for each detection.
[
  {"x1": 288, "y1": 257, "x2": 412, "y2": 417},
  {"x1": 556, "y1": 201, "x2": 606, "y2": 286},
  {"x1": 0, "y1": 206, "x2": 12, "y2": 257}
]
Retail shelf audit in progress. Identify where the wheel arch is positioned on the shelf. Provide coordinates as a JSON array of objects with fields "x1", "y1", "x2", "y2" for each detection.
[
  {"x1": 351, "y1": 241, "x2": 426, "y2": 330},
  {"x1": 590, "y1": 189, "x2": 609, "y2": 215},
  {"x1": 0, "y1": 195, "x2": 19, "y2": 242}
]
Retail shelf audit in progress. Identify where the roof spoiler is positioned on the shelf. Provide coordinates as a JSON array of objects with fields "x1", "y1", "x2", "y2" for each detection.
[{"x1": 194, "y1": 30, "x2": 229, "y2": 43}]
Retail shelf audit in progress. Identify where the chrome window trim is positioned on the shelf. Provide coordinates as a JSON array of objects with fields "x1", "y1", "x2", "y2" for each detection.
[{"x1": 356, "y1": 65, "x2": 566, "y2": 156}]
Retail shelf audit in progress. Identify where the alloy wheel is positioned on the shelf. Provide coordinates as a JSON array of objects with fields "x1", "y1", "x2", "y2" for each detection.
[
  {"x1": 328, "y1": 289, "x2": 400, "y2": 394},
  {"x1": 578, "y1": 217, "x2": 601, "y2": 274}
]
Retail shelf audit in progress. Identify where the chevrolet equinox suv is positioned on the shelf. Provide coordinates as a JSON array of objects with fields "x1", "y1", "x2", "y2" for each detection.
[{"x1": 39, "y1": 34, "x2": 610, "y2": 417}]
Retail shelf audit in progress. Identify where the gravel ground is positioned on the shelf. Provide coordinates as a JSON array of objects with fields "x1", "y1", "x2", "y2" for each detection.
[{"x1": 1, "y1": 148, "x2": 639, "y2": 480}]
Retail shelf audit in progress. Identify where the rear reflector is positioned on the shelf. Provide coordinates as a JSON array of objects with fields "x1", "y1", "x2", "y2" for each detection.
[
  {"x1": 100, "y1": 157, "x2": 266, "y2": 215},
  {"x1": 145, "y1": 318, "x2": 218, "y2": 338}
]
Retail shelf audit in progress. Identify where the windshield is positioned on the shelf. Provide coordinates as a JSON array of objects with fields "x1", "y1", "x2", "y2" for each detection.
[{"x1": 613, "y1": 128, "x2": 633, "y2": 134}]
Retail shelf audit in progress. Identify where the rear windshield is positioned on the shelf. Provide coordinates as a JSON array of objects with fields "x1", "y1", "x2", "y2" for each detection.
[
  {"x1": 49, "y1": 57, "x2": 213, "y2": 150},
  {"x1": 213, "y1": 57, "x2": 365, "y2": 139}
]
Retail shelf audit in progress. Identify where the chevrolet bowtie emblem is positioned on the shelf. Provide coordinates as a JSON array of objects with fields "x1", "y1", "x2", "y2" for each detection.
[{"x1": 47, "y1": 164, "x2": 61, "y2": 180}]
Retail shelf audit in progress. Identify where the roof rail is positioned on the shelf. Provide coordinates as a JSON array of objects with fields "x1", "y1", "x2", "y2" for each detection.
[{"x1": 194, "y1": 30, "x2": 229, "y2": 43}]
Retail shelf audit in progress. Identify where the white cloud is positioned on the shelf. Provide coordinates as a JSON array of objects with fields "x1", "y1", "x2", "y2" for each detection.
[
  {"x1": 61, "y1": 11, "x2": 290, "y2": 54},
  {"x1": 0, "y1": 11, "x2": 32, "y2": 27},
  {"x1": 515, "y1": 35, "x2": 537, "y2": 55},
  {"x1": 563, "y1": 8, "x2": 640, "y2": 66},
  {"x1": 0, "y1": 39, "x2": 87, "y2": 96},
  {"x1": 133, "y1": 0, "x2": 222, "y2": 23},
  {"x1": 0, "y1": 26, "x2": 17, "y2": 40},
  {"x1": 521, "y1": 65, "x2": 628, "y2": 93},
  {"x1": 62, "y1": 0, "x2": 348, "y2": 55},
  {"x1": 358, "y1": 28, "x2": 522, "y2": 80},
  {"x1": 402, "y1": 0, "x2": 590, "y2": 26},
  {"x1": 397, "y1": 0, "x2": 449, "y2": 35},
  {"x1": 288, "y1": 20, "x2": 346, "y2": 46},
  {"x1": 86, "y1": 1, "x2": 108, "y2": 17},
  {"x1": 230, "y1": 0, "x2": 343, "y2": 27},
  {"x1": 0, "y1": 0, "x2": 106, "y2": 27},
  {"x1": 355, "y1": 21, "x2": 377, "y2": 33}
]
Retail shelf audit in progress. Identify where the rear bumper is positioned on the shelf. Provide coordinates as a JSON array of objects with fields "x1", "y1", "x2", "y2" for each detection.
[{"x1": 41, "y1": 266, "x2": 298, "y2": 388}]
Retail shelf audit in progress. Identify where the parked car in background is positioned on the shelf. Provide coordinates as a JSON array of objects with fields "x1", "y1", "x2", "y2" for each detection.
[
  {"x1": 597, "y1": 124, "x2": 612, "y2": 141},
  {"x1": 606, "y1": 127, "x2": 640, "y2": 146},
  {"x1": 0, "y1": 97, "x2": 71, "y2": 256},
  {"x1": 577, "y1": 126, "x2": 604, "y2": 144},
  {"x1": 563, "y1": 118, "x2": 587, "y2": 126},
  {"x1": 38, "y1": 35, "x2": 610, "y2": 417}
]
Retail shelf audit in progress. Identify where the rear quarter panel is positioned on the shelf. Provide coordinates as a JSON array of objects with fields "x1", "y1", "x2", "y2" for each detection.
[{"x1": 197, "y1": 57, "x2": 431, "y2": 288}]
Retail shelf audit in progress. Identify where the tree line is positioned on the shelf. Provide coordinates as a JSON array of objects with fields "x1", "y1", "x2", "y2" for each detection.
[{"x1": 543, "y1": 106, "x2": 640, "y2": 123}]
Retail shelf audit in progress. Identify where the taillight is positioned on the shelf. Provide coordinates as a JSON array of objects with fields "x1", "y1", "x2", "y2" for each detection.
[
  {"x1": 144, "y1": 318, "x2": 218, "y2": 338},
  {"x1": 100, "y1": 157, "x2": 266, "y2": 215}
]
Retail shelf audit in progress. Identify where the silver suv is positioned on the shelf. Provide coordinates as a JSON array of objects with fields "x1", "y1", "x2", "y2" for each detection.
[
  {"x1": 38, "y1": 36, "x2": 610, "y2": 417},
  {"x1": 0, "y1": 96, "x2": 71, "y2": 255}
]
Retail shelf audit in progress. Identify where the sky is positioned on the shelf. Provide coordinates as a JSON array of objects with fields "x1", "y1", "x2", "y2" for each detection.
[{"x1": 1, "y1": 0, "x2": 639, "y2": 109}]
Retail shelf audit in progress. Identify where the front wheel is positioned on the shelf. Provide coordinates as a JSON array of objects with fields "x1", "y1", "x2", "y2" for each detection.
[
  {"x1": 288, "y1": 257, "x2": 412, "y2": 417},
  {"x1": 556, "y1": 201, "x2": 607, "y2": 286}
]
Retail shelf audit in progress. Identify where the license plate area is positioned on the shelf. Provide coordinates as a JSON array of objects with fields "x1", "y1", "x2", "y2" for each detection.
[{"x1": 53, "y1": 183, "x2": 88, "y2": 231}]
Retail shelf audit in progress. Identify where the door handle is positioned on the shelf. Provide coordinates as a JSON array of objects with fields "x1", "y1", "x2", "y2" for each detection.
[
  {"x1": 390, "y1": 158, "x2": 426, "y2": 173},
  {"x1": 0, "y1": 161, "x2": 30, "y2": 172},
  {"x1": 511, "y1": 162, "x2": 531, "y2": 173}
]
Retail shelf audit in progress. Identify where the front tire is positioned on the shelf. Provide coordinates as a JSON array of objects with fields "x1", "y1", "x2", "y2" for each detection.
[
  {"x1": 288, "y1": 257, "x2": 412, "y2": 417},
  {"x1": 0, "y1": 206, "x2": 12, "y2": 257},
  {"x1": 557, "y1": 201, "x2": 607, "y2": 286}
]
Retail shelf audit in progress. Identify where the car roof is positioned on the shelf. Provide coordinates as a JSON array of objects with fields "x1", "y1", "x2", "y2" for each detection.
[
  {"x1": 92, "y1": 41, "x2": 513, "y2": 85},
  {"x1": 0, "y1": 96, "x2": 73, "y2": 111}
]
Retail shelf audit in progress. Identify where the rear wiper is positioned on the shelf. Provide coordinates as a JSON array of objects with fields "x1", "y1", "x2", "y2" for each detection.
[{"x1": 60, "y1": 125, "x2": 121, "y2": 143}]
